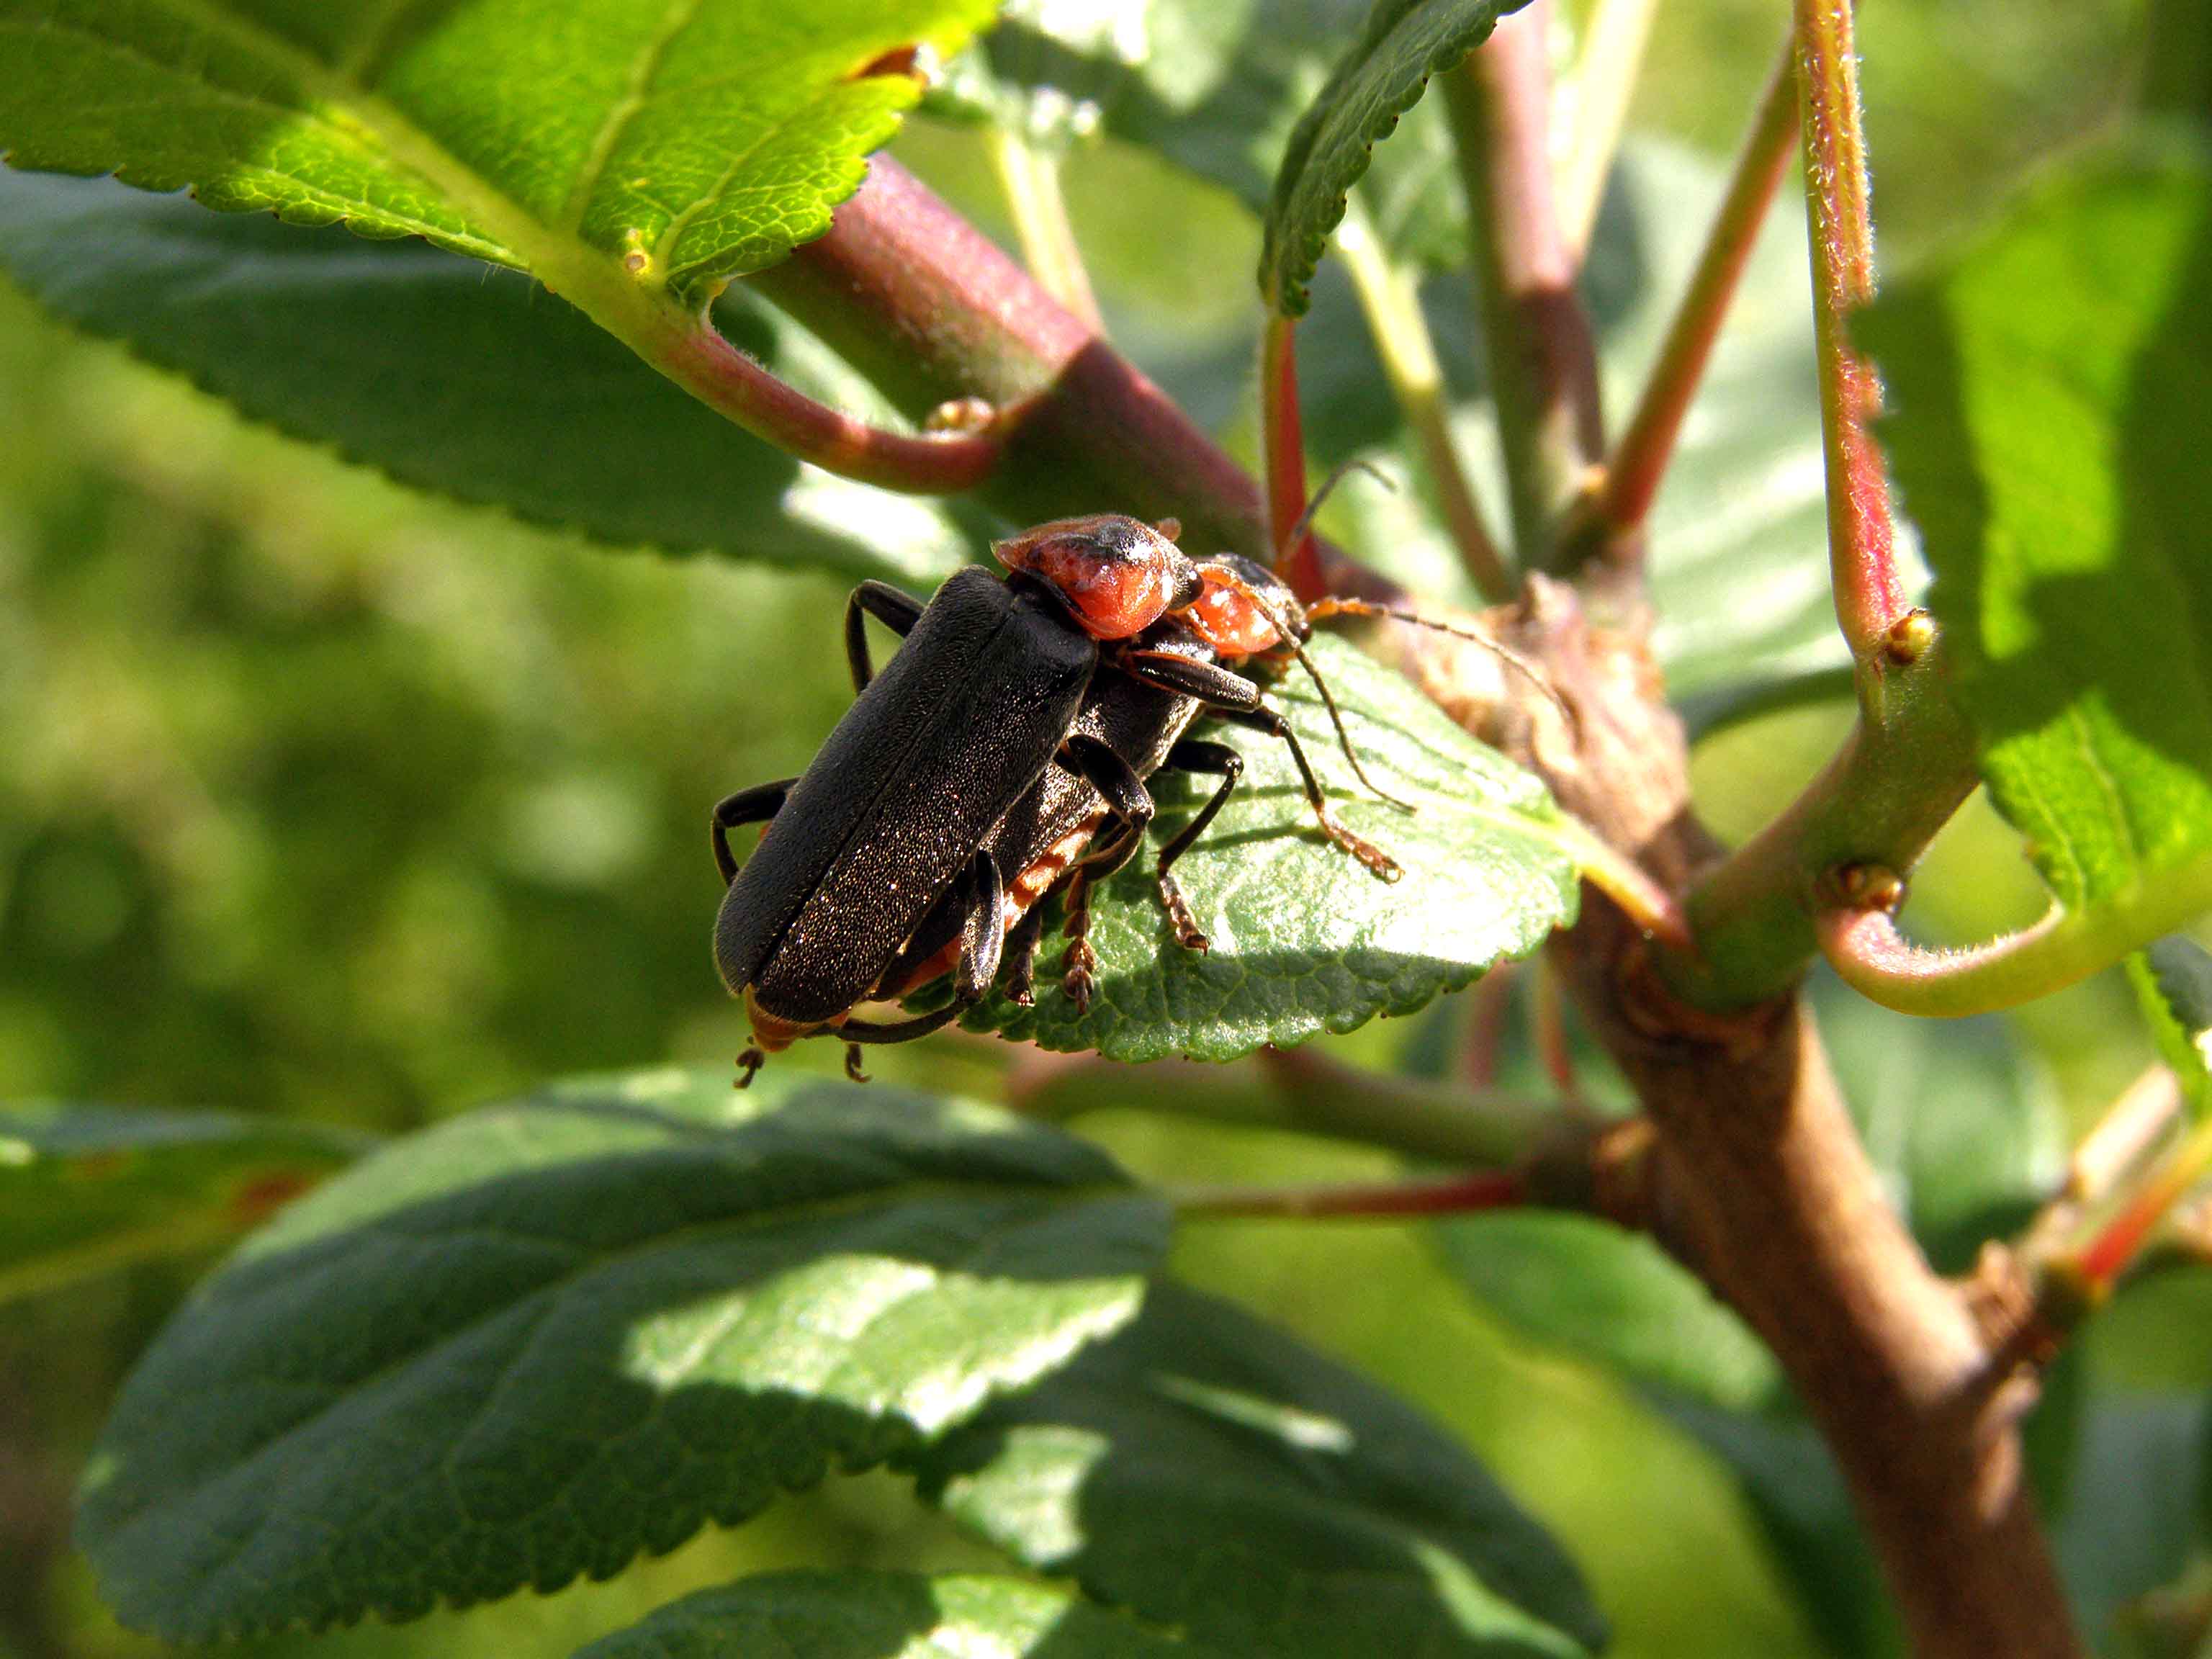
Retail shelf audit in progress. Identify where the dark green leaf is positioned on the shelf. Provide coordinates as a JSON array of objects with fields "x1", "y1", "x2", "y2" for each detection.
[
  {"x1": 78, "y1": 1069, "x2": 1168, "y2": 1640},
  {"x1": 575, "y1": 1570, "x2": 1221, "y2": 1659},
  {"x1": 1650, "y1": 1397, "x2": 1899, "y2": 1659},
  {"x1": 1260, "y1": 0, "x2": 1530, "y2": 315},
  {"x1": 1862, "y1": 135, "x2": 2212, "y2": 925},
  {"x1": 1434, "y1": 1212, "x2": 1782, "y2": 1410},
  {"x1": 2053, "y1": 1395, "x2": 2211, "y2": 1644},
  {"x1": 0, "y1": 0, "x2": 997, "y2": 310},
  {"x1": 2133, "y1": 937, "x2": 2212, "y2": 1118},
  {"x1": 910, "y1": 1281, "x2": 1605, "y2": 1658},
  {"x1": 965, "y1": 633, "x2": 1581, "y2": 1063},
  {"x1": 0, "y1": 171, "x2": 974, "y2": 580},
  {"x1": 0, "y1": 1102, "x2": 364, "y2": 1304}
]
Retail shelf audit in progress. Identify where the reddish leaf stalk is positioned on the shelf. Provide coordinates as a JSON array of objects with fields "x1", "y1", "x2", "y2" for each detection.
[
  {"x1": 1601, "y1": 35, "x2": 1799, "y2": 538},
  {"x1": 641, "y1": 307, "x2": 1003, "y2": 492},
  {"x1": 1262, "y1": 313, "x2": 1326, "y2": 600},
  {"x1": 1442, "y1": 3, "x2": 1606, "y2": 571},
  {"x1": 1794, "y1": 0, "x2": 1908, "y2": 655},
  {"x1": 1175, "y1": 1168, "x2": 1526, "y2": 1220}
]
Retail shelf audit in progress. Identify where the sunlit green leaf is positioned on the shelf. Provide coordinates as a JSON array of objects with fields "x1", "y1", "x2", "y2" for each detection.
[
  {"x1": 78, "y1": 1069, "x2": 1168, "y2": 1639},
  {"x1": 962, "y1": 633, "x2": 1581, "y2": 1063},
  {"x1": 909, "y1": 1281, "x2": 1604, "y2": 1658},
  {"x1": 0, "y1": 0, "x2": 997, "y2": 310},
  {"x1": 1261, "y1": 0, "x2": 1529, "y2": 315},
  {"x1": 575, "y1": 1571, "x2": 1220, "y2": 1658},
  {"x1": 0, "y1": 1102, "x2": 364, "y2": 1304},
  {"x1": 1862, "y1": 136, "x2": 2212, "y2": 933},
  {"x1": 0, "y1": 170, "x2": 973, "y2": 580}
]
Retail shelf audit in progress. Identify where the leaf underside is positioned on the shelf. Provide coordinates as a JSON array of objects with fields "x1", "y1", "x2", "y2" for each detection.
[
  {"x1": 76, "y1": 1069, "x2": 1168, "y2": 1640},
  {"x1": 909, "y1": 1281, "x2": 1605, "y2": 1658},
  {"x1": 0, "y1": 169, "x2": 974, "y2": 580},
  {"x1": 957, "y1": 633, "x2": 1581, "y2": 1064}
]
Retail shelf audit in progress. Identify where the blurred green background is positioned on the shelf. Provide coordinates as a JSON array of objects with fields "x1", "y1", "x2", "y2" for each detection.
[{"x1": 0, "y1": 0, "x2": 2182, "y2": 1655}]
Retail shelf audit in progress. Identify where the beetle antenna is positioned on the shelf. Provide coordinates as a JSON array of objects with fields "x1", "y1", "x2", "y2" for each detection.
[
  {"x1": 1308, "y1": 598, "x2": 1579, "y2": 736},
  {"x1": 1211, "y1": 572, "x2": 1418, "y2": 813},
  {"x1": 1279, "y1": 457, "x2": 1397, "y2": 565}
]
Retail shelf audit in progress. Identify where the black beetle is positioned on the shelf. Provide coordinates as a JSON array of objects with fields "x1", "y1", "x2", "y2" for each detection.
[{"x1": 712, "y1": 515, "x2": 1409, "y2": 1084}]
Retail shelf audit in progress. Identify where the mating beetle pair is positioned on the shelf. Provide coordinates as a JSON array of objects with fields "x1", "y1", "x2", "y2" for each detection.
[{"x1": 711, "y1": 513, "x2": 1424, "y2": 1085}]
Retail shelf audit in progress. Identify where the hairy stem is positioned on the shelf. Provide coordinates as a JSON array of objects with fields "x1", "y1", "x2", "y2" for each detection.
[
  {"x1": 1442, "y1": 3, "x2": 1606, "y2": 570},
  {"x1": 1601, "y1": 35, "x2": 1799, "y2": 539},
  {"x1": 1817, "y1": 855, "x2": 2212, "y2": 1016},
  {"x1": 1335, "y1": 193, "x2": 1512, "y2": 599},
  {"x1": 1795, "y1": 0, "x2": 1908, "y2": 658}
]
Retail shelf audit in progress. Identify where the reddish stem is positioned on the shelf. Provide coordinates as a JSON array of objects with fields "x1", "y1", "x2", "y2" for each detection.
[
  {"x1": 1795, "y1": 0, "x2": 1908, "y2": 655},
  {"x1": 1602, "y1": 35, "x2": 1799, "y2": 536},
  {"x1": 1262, "y1": 314, "x2": 1325, "y2": 600},
  {"x1": 1176, "y1": 1168, "x2": 1526, "y2": 1220}
]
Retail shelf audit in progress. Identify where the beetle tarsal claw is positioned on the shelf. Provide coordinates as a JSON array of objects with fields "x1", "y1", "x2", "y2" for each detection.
[
  {"x1": 1160, "y1": 878, "x2": 1210, "y2": 951},
  {"x1": 1061, "y1": 940, "x2": 1098, "y2": 1013},
  {"x1": 734, "y1": 1047, "x2": 765, "y2": 1089},
  {"x1": 843, "y1": 1043, "x2": 871, "y2": 1083}
]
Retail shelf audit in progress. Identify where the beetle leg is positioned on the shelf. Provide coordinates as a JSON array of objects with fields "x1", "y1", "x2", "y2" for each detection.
[
  {"x1": 844, "y1": 1044, "x2": 870, "y2": 1083},
  {"x1": 1120, "y1": 652, "x2": 1401, "y2": 883},
  {"x1": 711, "y1": 779, "x2": 795, "y2": 885},
  {"x1": 1002, "y1": 902, "x2": 1053, "y2": 1006},
  {"x1": 1060, "y1": 870, "x2": 1100, "y2": 1012},
  {"x1": 1058, "y1": 734, "x2": 1156, "y2": 880},
  {"x1": 1148, "y1": 738, "x2": 1246, "y2": 949},
  {"x1": 734, "y1": 1047, "x2": 765, "y2": 1090},
  {"x1": 844, "y1": 580, "x2": 927, "y2": 692}
]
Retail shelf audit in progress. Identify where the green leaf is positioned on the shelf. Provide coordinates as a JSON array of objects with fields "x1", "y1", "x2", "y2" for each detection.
[
  {"x1": 2134, "y1": 937, "x2": 2212, "y2": 1118},
  {"x1": 77, "y1": 1069, "x2": 1169, "y2": 1640},
  {"x1": 1433, "y1": 1212, "x2": 1783, "y2": 1411},
  {"x1": 1260, "y1": 0, "x2": 1529, "y2": 315},
  {"x1": 0, "y1": 170, "x2": 973, "y2": 580},
  {"x1": 1650, "y1": 1397, "x2": 1898, "y2": 1659},
  {"x1": 0, "y1": 0, "x2": 997, "y2": 312},
  {"x1": 0, "y1": 1102, "x2": 364, "y2": 1304},
  {"x1": 964, "y1": 632, "x2": 1581, "y2": 1064},
  {"x1": 575, "y1": 1570, "x2": 1222, "y2": 1659},
  {"x1": 1862, "y1": 135, "x2": 2212, "y2": 930},
  {"x1": 909, "y1": 1281, "x2": 1605, "y2": 1658}
]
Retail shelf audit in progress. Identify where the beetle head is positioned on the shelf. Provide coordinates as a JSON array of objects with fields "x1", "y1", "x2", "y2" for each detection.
[
  {"x1": 1184, "y1": 554, "x2": 1311, "y2": 660},
  {"x1": 992, "y1": 514, "x2": 1199, "y2": 640}
]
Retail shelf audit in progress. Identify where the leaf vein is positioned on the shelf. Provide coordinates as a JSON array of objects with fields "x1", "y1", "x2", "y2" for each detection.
[{"x1": 556, "y1": 0, "x2": 709, "y2": 240}]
